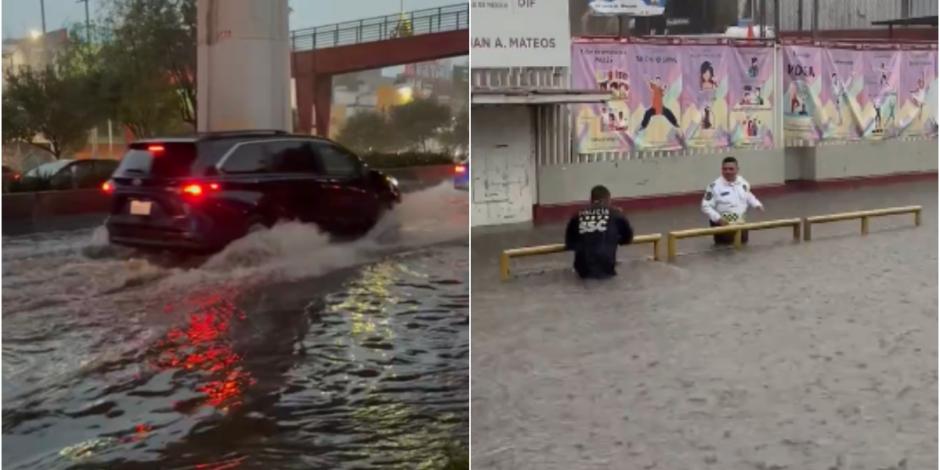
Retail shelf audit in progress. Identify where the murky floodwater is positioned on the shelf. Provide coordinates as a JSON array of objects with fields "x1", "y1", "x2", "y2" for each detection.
[
  {"x1": 472, "y1": 181, "x2": 937, "y2": 470},
  {"x1": 2, "y1": 184, "x2": 468, "y2": 469}
]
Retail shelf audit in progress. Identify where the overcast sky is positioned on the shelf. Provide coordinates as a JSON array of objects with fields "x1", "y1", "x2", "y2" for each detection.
[{"x1": 2, "y1": 0, "x2": 465, "y2": 39}]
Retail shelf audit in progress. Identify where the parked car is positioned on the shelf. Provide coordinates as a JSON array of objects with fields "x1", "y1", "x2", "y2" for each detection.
[
  {"x1": 2, "y1": 165, "x2": 21, "y2": 192},
  {"x1": 15, "y1": 159, "x2": 118, "y2": 192},
  {"x1": 104, "y1": 130, "x2": 402, "y2": 252},
  {"x1": 454, "y1": 157, "x2": 469, "y2": 191}
]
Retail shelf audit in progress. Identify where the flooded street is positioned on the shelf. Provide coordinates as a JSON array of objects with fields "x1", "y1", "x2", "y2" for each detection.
[
  {"x1": 3, "y1": 184, "x2": 468, "y2": 469},
  {"x1": 472, "y1": 180, "x2": 937, "y2": 470}
]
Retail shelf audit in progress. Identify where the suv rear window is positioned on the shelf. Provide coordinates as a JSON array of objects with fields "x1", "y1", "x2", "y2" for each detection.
[{"x1": 115, "y1": 143, "x2": 197, "y2": 179}]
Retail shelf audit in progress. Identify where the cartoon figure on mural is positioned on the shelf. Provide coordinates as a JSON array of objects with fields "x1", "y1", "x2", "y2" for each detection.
[
  {"x1": 874, "y1": 98, "x2": 884, "y2": 132},
  {"x1": 700, "y1": 61, "x2": 717, "y2": 90},
  {"x1": 789, "y1": 83, "x2": 801, "y2": 114},
  {"x1": 879, "y1": 63, "x2": 889, "y2": 87},
  {"x1": 614, "y1": 110, "x2": 628, "y2": 131},
  {"x1": 748, "y1": 57, "x2": 759, "y2": 78},
  {"x1": 601, "y1": 105, "x2": 628, "y2": 132},
  {"x1": 740, "y1": 85, "x2": 766, "y2": 106},
  {"x1": 738, "y1": 86, "x2": 758, "y2": 106},
  {"x1": 702, "y1": 105, "x2": 713, "y2": 129},
  {"x1": 598, "y1": 70, "x2": 630, "y2": 100},
  {"x1": 739, "y1": 116, "x2": 758, "y2": 138},
  {"x1": 831, "y1": 73, "x2": 844, "y2": 126},
  {"x1": 640, "y1": 76, "x2": 679, "y2": 129},
  {"x1": 910, "y1": 75, "x2": 927, "y2": 123}
]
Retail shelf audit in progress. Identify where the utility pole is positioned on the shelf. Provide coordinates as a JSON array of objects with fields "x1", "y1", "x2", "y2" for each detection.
[
  {"x1": 759, "y1": 0, "x2": 766, "y2": 38},
  {"x1": 811, "y1": 0, "x2": 818, "y2": 39},
  {"x1": 797, "y1": 0, "x2": 803, "y2": 31},
  {"x1": 773, "y1": 0, "x2": 779, "y2": 40},
  {"x1": 78, "y1": 0, "x2": 91, "y2": 42},
  {"x1": 40, "y1": 0, "x2": 47, "y2": 35}
]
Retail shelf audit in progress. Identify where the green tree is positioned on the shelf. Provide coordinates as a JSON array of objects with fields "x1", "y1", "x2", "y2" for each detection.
[
  {"x1": 336, "y1": 110, "x2": 401, "y2": 153},
  {"x1": 97, "y1": 0, "x2": 196, "y2": 137},
  {"x1": 2, "y1": 97, "x2": 34, "y2": 146},
  {"x1": 389, "y1": 98, "x2": 451, "y2": 152},
  {"x1": 2, "y1": 61, "x2": 100, "y2": 158},
  {"x1": 439, "y1": 105, "x2": 468, "y2": 155}
]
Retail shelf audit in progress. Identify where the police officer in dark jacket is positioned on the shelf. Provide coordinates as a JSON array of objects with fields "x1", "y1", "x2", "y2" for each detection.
[{"x1": 564, "y1": 185, "x2": 634, "y2": 279}]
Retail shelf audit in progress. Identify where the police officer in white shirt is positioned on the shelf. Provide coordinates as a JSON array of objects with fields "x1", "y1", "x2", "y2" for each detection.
[{"x1": 701, "y1": 156, "x2": 764, "y2": 245}]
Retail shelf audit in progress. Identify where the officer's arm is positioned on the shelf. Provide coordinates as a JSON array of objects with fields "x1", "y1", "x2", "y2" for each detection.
[
  {"x1": 617, "y1": 214, "x2": 634, "y2": 245},
  {"x1": 745, "y1": 185, "x2": 764, "y2": 209},
  {"x1": 564, "y1": 215, "x2": 579, "y2": 250},
  {"x1": 701, "y1": 186, "x2": 722, "y2": 222}
]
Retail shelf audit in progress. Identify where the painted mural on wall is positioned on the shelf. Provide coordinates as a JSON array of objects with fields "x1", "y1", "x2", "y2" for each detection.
[
  {"x1": 897, "y1": 48, "x2": 939, "y2": 137},
  {"x1": 680, "y1": 45, "x2": 730, "y2": 148},
  {"x1": 572, "y1": 39, "x2": 775, "y2": 153},
  {"x1": 860, "y1": 49, "x2": 900, "y2": 140},
  {"x1": 728, "y1": 45, "x2": 775, "y2": 147},
  {"x1": 573, "y1": 40, "x2": 935, "y2": 154},
  {"x1": 572, "y1": 42, "x2": 684, "y2": 152},
  {"x1": 821, "y1": 46, "x2": 864, "y2": 141},
  {"x1": 783, "y1": 45, "x2": 824, "y2": 143},
  {"x1": 783, "y1": 43, "x2": 937, "y2": 143}
]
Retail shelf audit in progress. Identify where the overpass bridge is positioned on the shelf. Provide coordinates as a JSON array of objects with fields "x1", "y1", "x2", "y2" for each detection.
[{"x1": 291, "y1": 4, "x2": 469, "y2": 136}]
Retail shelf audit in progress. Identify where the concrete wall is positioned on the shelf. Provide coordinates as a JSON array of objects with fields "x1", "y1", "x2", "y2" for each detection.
[
  {"x1": 534, "y1": 139, "x2": 936, "y2": 208},
  {"x1": 799, "y1": 139, "x2": 938, "y2": 180},
  {"x1": 537, "y1": 147, "x2": 786, "y2": 205},
  {"x1": 471, "y1": 106, "x2": 536, "y2": 226},
  {"x1": 3, "y1": 189, "x2": 110, "y2": 222}
]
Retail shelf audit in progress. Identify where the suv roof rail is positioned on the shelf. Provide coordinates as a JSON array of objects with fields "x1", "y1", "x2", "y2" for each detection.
[{"x1": 199, "y1": 129, "x2": 291, "y2": 138}]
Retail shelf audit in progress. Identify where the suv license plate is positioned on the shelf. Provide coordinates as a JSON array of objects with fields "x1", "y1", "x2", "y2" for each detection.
[{"x1": 130, "y1": 200, "x2": 152, "y2": 216}]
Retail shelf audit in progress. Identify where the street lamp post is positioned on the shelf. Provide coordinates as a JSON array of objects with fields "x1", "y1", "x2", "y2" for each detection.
[{"x1": 40, "y1": 0, "x2": 47, "y2": 35}]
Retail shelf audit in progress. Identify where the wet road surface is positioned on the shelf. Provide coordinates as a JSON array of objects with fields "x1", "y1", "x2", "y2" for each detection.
[
  {"x1": 3, "y1": 184, "x2": 468, "y2": 469},
  {"x1": 472, "y1": 180, "x2": 937, "y2": 470}
]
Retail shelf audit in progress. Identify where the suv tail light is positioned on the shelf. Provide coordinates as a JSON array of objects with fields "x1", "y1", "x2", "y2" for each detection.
[
  {"x1": 179, "y1": 182, "x2": 221, "y2": 199},
  {"x1": 455, "y1": 164, "x2": 467, "y2": 174},
  {"x1": 102, "y1": 180, "x2": 115, "y2": 194}
]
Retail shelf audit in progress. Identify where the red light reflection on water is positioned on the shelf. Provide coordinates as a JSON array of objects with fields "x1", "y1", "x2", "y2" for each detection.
[
  {"x1": 153, "y1": 286, "x2": 254, "y2": 410},
  {"x1": 194, "y1": 455, "x2": 247, "y2": 469}
]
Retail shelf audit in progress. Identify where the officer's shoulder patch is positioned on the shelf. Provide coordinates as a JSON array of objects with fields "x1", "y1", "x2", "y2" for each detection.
[
  {"x1": 743, "y1": 184, "x2": 749, "y2": 192},
  {"x1": 705, "y1": 191, "x2": 713, "y2": 201}
]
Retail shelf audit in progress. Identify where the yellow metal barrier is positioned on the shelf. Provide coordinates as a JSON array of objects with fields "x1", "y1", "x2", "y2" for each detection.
[
  {"x1": 667, "y1": 218, "x2": 802, "y2": 262},
  {"x1": 803, "y1": 205, "x2": 922, "y2": 241},
  {"x1": 499, "y1": 234, "x2": 662, "y2": 281}
]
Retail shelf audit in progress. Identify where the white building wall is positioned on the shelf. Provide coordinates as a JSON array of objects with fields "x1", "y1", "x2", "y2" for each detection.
[{"x1": 471, "y1": 106, "x2": 537, "y2": 226}]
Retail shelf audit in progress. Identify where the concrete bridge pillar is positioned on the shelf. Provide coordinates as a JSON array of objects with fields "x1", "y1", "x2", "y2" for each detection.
[
  {"x1": 293, "y1": 73, "x2": 333, "y2": 137},
  {"x1": 197, "y1": 0, "x2": 291, "y2": 132}
]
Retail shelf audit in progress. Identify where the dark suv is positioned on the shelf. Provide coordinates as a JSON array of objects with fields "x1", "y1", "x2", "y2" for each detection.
[{"x1": 104, "y1": 131, "x2": 401, "y2": 251}]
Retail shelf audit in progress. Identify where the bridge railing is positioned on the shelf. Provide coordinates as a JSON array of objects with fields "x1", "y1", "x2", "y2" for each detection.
[{"x1": 291, "y1": 3, "x2": 468, "y2": 51}]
